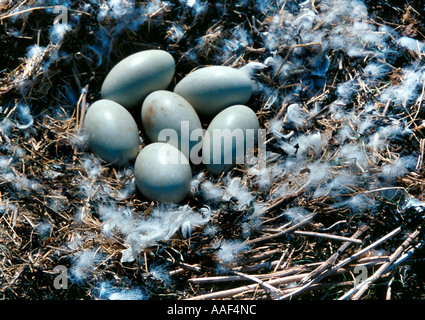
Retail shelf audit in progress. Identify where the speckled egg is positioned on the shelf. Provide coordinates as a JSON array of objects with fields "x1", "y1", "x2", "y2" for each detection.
[
  {"x1": 101, "y1": 50, "x2": 175, "y2": 109},
  {"x1": 134, "y1": 142, "x2": 192, "y2": 203},
  {"x1": 83, "y1": 99, "x2": 140, "y2": 166},
  {"x1": 173, "y1": 66, "x2": 252, "y2": 118},
  {"x1": 141, "y1": 90, "x2": 203, "y2": 161},
  {"x1": 202, "y1": 105, "x2": 259, "y2": 175}
]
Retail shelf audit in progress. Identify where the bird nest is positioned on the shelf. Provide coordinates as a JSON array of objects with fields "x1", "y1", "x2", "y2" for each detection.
[{"x1": 1, "y1": 0, "x2": 425, "y2": 300}]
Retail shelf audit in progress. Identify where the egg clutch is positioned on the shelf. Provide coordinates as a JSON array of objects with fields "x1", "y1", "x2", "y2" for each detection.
[{"x1": 83, "y1": 49, "x2": 260, "y2": 203}]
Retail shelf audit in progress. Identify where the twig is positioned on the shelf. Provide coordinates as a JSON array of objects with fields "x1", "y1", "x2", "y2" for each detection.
[
  {"x1": 189, "y1": 256, "x2": 389, "y2": 287},
  {"x1": 280, "y1": 226, "x2": 400, "y2": 300},
  {"x1": 187, "y1": 267, "x2": 358, "y2": 300},
  {"x1": 238, "y1": 248, "x2": 282, "y2": 265},
  {"x1": 235, "y1": 258, "x2": 321, "y2": 274},
  {"x1": 327, "y1": 227, "x2": 401, "y2": 271},
  {"x1": 276, "y1": 225, "x2": 368, "y2": 299},
  {"x1": 189, "y1": 265, "x2": 313, "y2": 284},
  {"x1": 415, "y1": 138, "x2": 424, "y2": 171},
  {"x1": 245, "y1": 213, "x2": 315, "y2": 245},
  {"x1": 342, "y1": 229, "x2": 421, "y2": 300},
  {"x1": 167, "y1": 259, "x2": 201, "y2": 274},
  {"x1": 273, "y1": 248, "x2": 290, "y2": 272},
  {"x1": 381, "y1": 98, "x2": 391, "y2": 117},
  {"x1": 231, "y1": 270, "x2": 284, "y2": 299},
  {"x1": 293, "y1": 230, "x2": 363, "y2": 244},
  {"x1": 75, "y1": 85, "x2": 88, "y2": 133},
  {"x1": 0, "y1": 6, "x2": 91, "y2": 20},
  {"x1": 278, "y1": 0, "x2": 289, "y2": 16},
  {"x1": 318, "y1": 220, "x2": 348, "y2": 232},
  {"x1": 386, "y1": 277, "x2": 395, "y2": 300},
  {"x1": 301, "y1": 225, "x2": 369, "y2": 284},
  {"x1": 186, "y1": 273, "x2": 309, "y2": 300}
]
